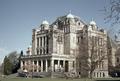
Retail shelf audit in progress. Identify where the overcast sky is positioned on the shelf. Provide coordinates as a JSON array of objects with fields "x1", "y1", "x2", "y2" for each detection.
[{"x1": 0, "y1": 0, "x2": 118, "y2": 64}]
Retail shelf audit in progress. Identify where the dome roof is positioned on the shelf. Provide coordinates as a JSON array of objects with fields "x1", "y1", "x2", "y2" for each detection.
[
  {"x1": 42, "y1": 20, "x2": 49, "y2": 25},
  {"x1": 29, "y1": 45, "x2": 32, "y2": 48},
  {"x1": 90, "y1": 20, "x2": 96, "y2": 25},
  {"x1": 67, "y1": 13, "x2": 74, "y2": 18}
]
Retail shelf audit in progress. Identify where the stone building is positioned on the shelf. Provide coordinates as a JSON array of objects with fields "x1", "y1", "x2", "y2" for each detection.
[
  {"x1": 115, "y1": 35, "x2": 120, "y2": 67},
  {"x1": 20, "y1": 13, "x2": 109, "y2": 78},
  {"x1": 107, "y1": 32, "x2": 120, "y2": 76}
]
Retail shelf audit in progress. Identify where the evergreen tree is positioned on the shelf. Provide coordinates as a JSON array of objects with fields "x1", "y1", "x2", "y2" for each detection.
[
  {"x1": 3, "y1": 56, "x2": 13, "y2": 75},
  {"x1": 7, "y1": 51, "x2": 20, "y2": 73}
]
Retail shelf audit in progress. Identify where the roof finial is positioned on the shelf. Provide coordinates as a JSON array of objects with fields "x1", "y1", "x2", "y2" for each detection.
[
  {"x1": 43, "y1": 18, "x2": 46, "y2": 21},
  {"x1": 69, "y1": 10, "x2": 71, "y2": 14},
  {"x1": 42, "y1": 19, "x2": 49, "y2": 24},
  {"x1": 92, "y1": 18, "x2": 94, "y2": 21},
  {"x1": 67, "y1": 10, "x2": 74, "y2": 18},
  {"x1": 90, "y1": 18, "x2": 96, "y2": 25}
]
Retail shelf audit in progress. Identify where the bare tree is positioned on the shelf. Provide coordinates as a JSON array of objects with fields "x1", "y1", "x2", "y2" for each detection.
[
  {"x1": 77, "y1": 28, "x2": 107, "y2": 78},
  {"x1": 104, "y1": 0, "x2": 120, "y2": 25}
]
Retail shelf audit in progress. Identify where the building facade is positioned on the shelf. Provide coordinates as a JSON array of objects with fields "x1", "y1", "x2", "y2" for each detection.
[{"x1": 20, "y1": 13, "x2": 109, "y2": 78}]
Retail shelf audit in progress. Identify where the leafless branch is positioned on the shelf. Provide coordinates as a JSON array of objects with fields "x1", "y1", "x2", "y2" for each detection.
[{"x1": 104, "y1": 0, "x2": 120, "y2": 25}]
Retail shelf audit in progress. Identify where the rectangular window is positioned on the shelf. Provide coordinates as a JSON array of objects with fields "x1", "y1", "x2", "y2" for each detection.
[
  {"x1": 77, "y1": 37, "x2": 79, "y2": 43},
  {"x1": 95, "y1": 37, "x2": 97, "y2": 45},
  {"x1": 94, "y1": 72, "x2": 96, "y2": 77},
  {"x1": 34, "y1": 61, "x2": 37, "y2": 65},
  {"x1": 37, "y1": 49, "x2": 39, "y2": 55},
  {"x1": 73, "y1": 61, "x2": 75, "y2": 68},
  {"x1": 40, "y1": 37, "x2": 42, "y2": 46},
  {"x1": 102, "y1": 61, "x2": 104, "y2": 68},
  {"x1": 46, "y1": 36, "x2": 49, "y2": 54},
  {"x1": 44, "y1": 36, "x2": 45, "y2": 46},
  {"x1": 117, "y1": 58, "x2": 119, "y2": 63},
  {"x1": 46, "y1": 36, "x2": 49, "y2": 45},
  {"x1": 39, "y1": 61, "x2": 41, "y2": 66},
  {"x1": 46, "y1": 47, "x2": 49, "y2": 54},
  {"x1": 37, "y1": 38, "x2": 39, "y2": 47},
  {"x1": 40, "y1": 49, "x2": 42, "y2": 54},
  {"x1": 99, "y1": 38, "x2": 102, "y2": 46},
  {"x1": 22, "y1": 61, "x2": 25, "y2": 65}
]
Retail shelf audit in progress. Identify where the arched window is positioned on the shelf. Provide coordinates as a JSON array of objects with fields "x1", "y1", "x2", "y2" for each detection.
[
  {"x1": 77, "y1": 37, "x2": 80, "y2": 43},
  {"x1": 34, "y1": 61, "x2": 37, "y2": 65},
  {"x1": 22, "y1": 61, "x2": 25, "y2": 65},
  {"x1": 68, "y1": 20, "x2": 70, "y2": 24},
  {"x1": 43, "y1": 48, "x2": 45, "y2": 54},
  {"x1": 37, "y1": 49, "x2": 39, "y2": 55},
  {"x1": 103, "y1": 73, "x2": 105, "y2": 77},
  {"x1": 97, "y1": 72, "x2": 98, "y2": 77},
  {"x1": 100, "y1": 72, "x2": 101, "y2": 77},
  {"x1": 117, "y1": 57, "x2": 119, "y2": 63},
  {"x1": 94, "y1": 72, "x2": 96, "y2": 77},
  {"x1": 37, "y1": 38, "x2": 39, "y2": 47},
  {"x1": 40, "y1": 49, "x2": 42, "y2": 54}
]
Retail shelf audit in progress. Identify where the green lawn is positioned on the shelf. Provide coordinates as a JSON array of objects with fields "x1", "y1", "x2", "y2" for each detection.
[
  {"x1": 0, "y1": 77, "x2": 93, "y2": 81},
  {"x1": 0, "y1": 76, "x2": 120, "y2": 81}
]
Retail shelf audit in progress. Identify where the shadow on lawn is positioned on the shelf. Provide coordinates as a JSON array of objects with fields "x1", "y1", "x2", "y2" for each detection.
[{"x1": 95, "y1": 80, "x2": 120, "y2": 81}]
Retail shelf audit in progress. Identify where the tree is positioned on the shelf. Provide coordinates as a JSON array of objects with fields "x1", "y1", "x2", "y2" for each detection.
[
  {"x1": 104, "y1": 0, "x2": 120, "y2": 26},
  {"x1": 0, "y1": 63, "x2": 4, "y2": 74},
  {"x1": 3, "y1": 56, "x2": 13, "y2": 75},
  {"x1": 3, "y1": 51, "x2": 21, "y2": 75},
  {"x1": 0, "y1": 63, "x2": 2, "y2": 74},
  {"x1": 7, "y1": 51, "x2": 20, "y2": 73},
  {"x1": 77, "y1": 27, "x2": 107, "y2": 78}
]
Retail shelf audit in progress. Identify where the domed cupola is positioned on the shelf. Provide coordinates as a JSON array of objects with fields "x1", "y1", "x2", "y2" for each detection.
[
  {"x1": 42, "y1": 20, "x2": 49, "y2": 25},
  {"x1": 66, "y1": 12, "x2": 75, "y2": 24},
  {"x1": 89, "y1": 19, "x2": 97, "y2": 30},
  {"x1": 67, "y1": 13, "x2": 74, "y2": 19},
  {"x1": 41, "y1": 20, "x2": 49, "y2": 30},
  {"x1": 90, "y1": 20, "x2": 96, "y2": 26}
]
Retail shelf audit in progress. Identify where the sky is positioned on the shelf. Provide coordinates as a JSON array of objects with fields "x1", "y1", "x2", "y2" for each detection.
[{"x1": 0, "y1": 0, "x2": 118, "y2": 64}]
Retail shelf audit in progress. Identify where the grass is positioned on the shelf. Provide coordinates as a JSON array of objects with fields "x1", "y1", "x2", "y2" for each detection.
[
  {"x1": 0, "y1": 74, "x2": 120, "y2": 81},
  {"x1": 0, "y1": 77, "x2": 94, "y2": 81},
  {"x1": 1, "y1": 77, "x2": 120, "y2": 81}
]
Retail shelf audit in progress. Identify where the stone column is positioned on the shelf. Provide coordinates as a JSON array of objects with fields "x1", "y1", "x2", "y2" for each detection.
[
  {"x1": 35, "y1": 31, "x2": 37, "y2": 55},
  {"x1": 32, "y1": 60, "x2": 34, "y2": 72},
  {"x1": 46, "y1": 60, "x2": 48, "y2": 72},
  {"x1": 20, "y1": 61, "x2": 23, "y2": 70},
  {"x1": 74, "y1": 60, "x2": 76, "y2": 72},
  {"x1": 41, "y1": 60, "x2": 43, "y2": 72},
  {"x1": 58, "y1": 60, "x2": 60, "y2": 69},
  {"x1": 37, "y1": 60, "x2": 39, "y2": 72},
  {"x1": 39, "y1": 37, "x2": 41, "y2": 48},
  {"x1": 51, "y1": 60, "x2": 54, "y2": 72},
  {"x1": 63, "y1": 60, "x2": 65, "y2": 66},
  {"x1": 41, "y1": 37, "x2": 43, "y2": 54},
  {"x1": 45, "y1": 36, "x2": 47, "y2": 54},
  {"x1": 51, "y1": 59, "x2": 54, "y2": 78},
  {"x1": 42, "y1": 37, "x2": 44, "y2": 47},
  {"x1": 63, "y1": 60, "x2": 65, "y2": 72},
  {"x1": 69, "y1": 61, "x2": 73, "y2": 71},
  {"x1": 94, "y1": 72, "x2": 97, "y2": 78}
]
